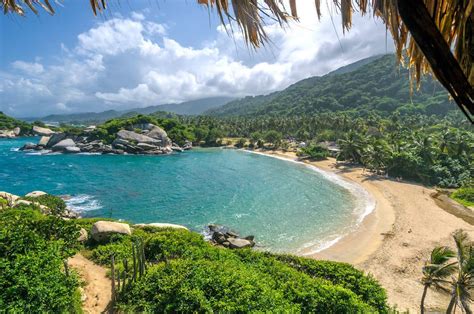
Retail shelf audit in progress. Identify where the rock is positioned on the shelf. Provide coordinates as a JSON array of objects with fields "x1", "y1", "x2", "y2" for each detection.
[
  {"x1": 38, "y1": 136, "x2": 50, "y2": 146},
  {"x1": 183, "y1": 141, "x2": 192, "y2": 150},
  {"x1": 65, "y1": 146, "x2": 81, "y2": 154},
  {"x1": 77, "y1": 228, "x2": 88, "y2": 242},
  {"x1": 46, "y1": 133, "x2": 67, "y2": 147},
  {"x1": 13, "y1": 127, "x2": 21, "y2": 136},
  {"x1": 91, "y1": 221, "x2": 131, "y2": 242},
  {"x1": 25, "y1": 191, "x2": 47, "y2": 198},
  {"x1": 52, "y1": 139, "x2": 76, "y2": 152},
  {"x1": 244, "y1": 235, "x2": 255, "y2": 241},
  {"x1": 226, "y1": 231, "x2": 239, "y2": 238},
  {"x1": 39, "y1": 205, "x2": 50, "y2": 214},
  {"x1": 136, "y1": 143, "x2": 159, "y2": 151},
  {"x1": 146, "y1": 125, "x2": 172, "y2": 146},
  {"x1": 222, "y1": 241, "x2": 230, "y2": 248},
  {"x1": 116, "y1": 130, "x2": 161, "y2": 145},
  {"x1": 227, "y1": 238, "x2": 254, "y2": 249},
  {"x1": 20, "y1": 142, "x2": 37, "y2": 150},
  {"x1": 33, "y1": 125, "x2": 55, "y2": 136},
  {"x1": 0, "y1": 192, "x2": 20, "y2": 204},
  {"x1": 13, "y1": 199, "x2": 33, "y2": 207},
  {"x1": 171, "y1": 145, "x2": 183, "y2": 152},
  {"x1": 212, "y1": 231, "x2": 227, "y2": 244},
  {"x1": 134, "y1": 223, "x2": 189, "y2": 230}
]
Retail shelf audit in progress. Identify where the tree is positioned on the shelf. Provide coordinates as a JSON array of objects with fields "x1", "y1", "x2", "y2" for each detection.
[
  {"x1": 263, "y1": 130, "x2": 282, "y2": 149},
  {"x1": 420, "y1": 246, "x2": 456, "y2": 313},
  {"x1": 446, "y1": 230, "x2": 474, "y2": 314}
]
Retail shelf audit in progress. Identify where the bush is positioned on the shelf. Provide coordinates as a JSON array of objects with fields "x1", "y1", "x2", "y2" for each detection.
[
  {"x1": 297, "y1": 145, "x2": 329, "y2": 160},
  {"x1": 0, "y1": 207, "x2": 81, "y2": 312},
  {"x1": 451, "y1": 185, "x2": 474, "y2": 207},
  {"x1": 24, "y1": 194, "x2": 67, "y2": 216},
  {"x1": 111, "y1": 228, "x2": 387, "y2": 312}
]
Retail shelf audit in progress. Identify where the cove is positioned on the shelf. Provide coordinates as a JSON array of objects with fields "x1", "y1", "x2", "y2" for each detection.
[{"x1": 1, "y1": 137, "x2": 369, "y2": 254}]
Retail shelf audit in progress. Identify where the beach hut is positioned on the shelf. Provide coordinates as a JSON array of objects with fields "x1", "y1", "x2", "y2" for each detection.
[{"x1": 2, "y1": 0, "x2": 472, "y2": 121}]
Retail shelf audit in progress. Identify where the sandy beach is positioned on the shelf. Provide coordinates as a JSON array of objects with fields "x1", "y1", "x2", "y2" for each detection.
[{"x1": 257, "y1": 150, "x2": 473, "y2": 312}]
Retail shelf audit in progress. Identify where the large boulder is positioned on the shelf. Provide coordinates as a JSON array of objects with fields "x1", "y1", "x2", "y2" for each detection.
[
  {"x1": 13, "y1": 199, "x2": 33, "y2": 207},
  {"x1": 136, "y1": 143, "x2": 159, "y2": 151},
  {"x1": 227, "y1": 237, "x2": 254, "y2": 249},
  {"x1": 77, "y1": 228, "x2": 88, "y2": 242},
  {"x1": 52, "y1": 139, "x2": 76, "y2": 152},
  {"x1": 46, "y1": 133, "x2": 67, "y2": 147},
  {"x1": 134, "y1": 223, "x2": 188, "y2": 230},
  {"x1": 91, "y1": 221, "x2": 131, "y2": 242},
  {"x1": 146, "y1": 125, "x2": 172, "y2": 146},
  {"x1": 33, "y1": 125, "x2": 55, "y2": 136},
  {"x1": 38, "y1": 136, "x2": 50, "y2": 147},
  {"x1": 25, "y1": 191, "x2": 47, "y2": 198},
  {"x1": 0, "y1": 192, "x2": 20, "y2": 205},
  {"x1": 13, "y1": 127, "x2": 21, "y2": 136},
  {"x1": 116, "y1": 130, "x2": 160, "y2": 145},
  {"x1": 20, "y1": 142, "x2": 37, "y2": 150},
  {"x1": 64, "y1": 146, "x2": 81, "y2": 154}
]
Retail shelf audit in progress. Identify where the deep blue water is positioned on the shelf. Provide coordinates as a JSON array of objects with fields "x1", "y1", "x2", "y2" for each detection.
[{"x1": 0, "y1": 137, "x2": 368, "y2": 254}]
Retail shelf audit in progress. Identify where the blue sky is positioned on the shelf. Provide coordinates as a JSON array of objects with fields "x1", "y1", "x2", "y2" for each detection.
[{"x1": 1, "y1": 1, "x2": 394, "y2": 117}]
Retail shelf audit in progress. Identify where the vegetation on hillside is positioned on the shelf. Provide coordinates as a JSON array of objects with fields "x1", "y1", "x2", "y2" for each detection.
[
  {"x1": 0, "y1": 193, "x2": 388, "y2": 312},
  {"x1": 0, "y1": 112, "x2": 31, "y2": 135},
  {"x1": 451, "y1": 181, "x2": 474, "y2": 207},
  {"x1": 207, "y1": 55, "x2": 454, "y2": 117}
]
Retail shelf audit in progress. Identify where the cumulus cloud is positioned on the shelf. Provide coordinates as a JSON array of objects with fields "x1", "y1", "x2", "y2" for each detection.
[{"x1": 0, "y1": 3, "x2": 394, "y2": 117}]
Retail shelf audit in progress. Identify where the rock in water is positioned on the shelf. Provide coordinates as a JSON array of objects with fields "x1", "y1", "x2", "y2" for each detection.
[
  {"x1": 91, "y1": 221, "x2": 131, "y2": 242},
  {"x1": 227, "y1": 238, "x2": 254, "y2": 249},
  {"x1": 46, "y1": 133, "x2": 67, "y2": 147},
  {"x1": 116, "y1": 130, "x2": 161, "y2": 145},
  {"x1": 38, "y1": 136, "x2": 50, "y2": 146},
  {"x1": 20, "y1": 142, "x2": 37, "y2": 150},
  {"x1": 52, "y1": 139, "x2": 76, "y2": 152},
  {"x1": 65, "y1": 146, "x2": 81, "y2": 154},
  {"x1": 33, "y1": 125, "x2": 55, "y2": 136},
  {"x1": 146, "y1": 124, "x2": 172, "y2": 146},
  {"x1": 25, "y1": 191, "x2": 47, "y2": 198}
]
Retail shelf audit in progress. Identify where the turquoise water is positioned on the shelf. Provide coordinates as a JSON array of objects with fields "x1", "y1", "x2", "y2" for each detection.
[{"x1": 0, "y1": 137, "x2": 370, "y2": 254}]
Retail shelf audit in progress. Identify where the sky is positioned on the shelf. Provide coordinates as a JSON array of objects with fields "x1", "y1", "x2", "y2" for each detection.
[{"x1": 0, "y1": 0, "x2": 394, "y2": 117}]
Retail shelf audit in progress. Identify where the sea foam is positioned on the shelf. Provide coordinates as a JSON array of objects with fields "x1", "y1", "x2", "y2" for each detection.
[{"x1": 66, "y1": 194, "x2": 102, "y2": 213}]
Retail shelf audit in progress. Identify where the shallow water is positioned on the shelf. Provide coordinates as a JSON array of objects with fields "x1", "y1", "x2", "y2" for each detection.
[{"x1": 0, "y1": 137, "x2": 369, "y2": 254}]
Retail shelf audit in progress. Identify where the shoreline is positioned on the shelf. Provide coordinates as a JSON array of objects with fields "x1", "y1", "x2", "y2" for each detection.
[
  {"x1": 253, "y1": 149, "x2": 474, "y2": 312},
  {"x1": 246, "y1": 149, "x2": 378, "y2": 258}
]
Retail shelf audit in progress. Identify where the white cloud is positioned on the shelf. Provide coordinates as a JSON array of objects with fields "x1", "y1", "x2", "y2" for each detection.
[{"x1": 0, "y1": 3, "x2": 394, "y2": 116}]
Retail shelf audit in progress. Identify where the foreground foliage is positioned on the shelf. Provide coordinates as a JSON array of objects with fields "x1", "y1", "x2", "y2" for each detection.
[
  {"x1": 81, "y1": 226, "x2": 388, "y2": 312},
  {"x1": 0, "y1": 206, "x2": 81, "y2": 312}
]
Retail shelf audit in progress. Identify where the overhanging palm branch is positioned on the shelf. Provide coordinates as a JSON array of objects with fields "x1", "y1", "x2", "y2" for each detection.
[{"x1": 2, "y1": 0, "x2": 473, "y2": 119}]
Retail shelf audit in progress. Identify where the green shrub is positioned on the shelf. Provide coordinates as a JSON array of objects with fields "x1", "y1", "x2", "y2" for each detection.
[
  {"x1": 297, "y1": 144, "x2": 329, "y2": 160},
  {"x1": 0, "y1": 207, "x2": 81, "y2": 312},
  {"x1": 24, "y1": 194, "x2": 67, "y2": 216},
  {"x1": 451, "y1": 186, "x2": 474, "y2": 207}
]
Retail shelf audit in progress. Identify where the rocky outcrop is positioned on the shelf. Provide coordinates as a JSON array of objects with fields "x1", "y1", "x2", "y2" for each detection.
[
  {"x1": 207, "y1": 224, "x2": 255, "y2": 249},
  {"x1": 0, "y1": 192, "x2": 20, "y2": 205},
  {"x1": 33, "y1": 125, "x2": 55, "y2": 136},
  {"x1": 13, "y1": 127, "x2": 21, "y2": 136},
  {"x1": 134, "y1": 223, "x2": 189, "y2": 230},
  {"x1": 91, "y1": 221, "x2": 131, "y2": 242},
  {"x1": 52, "y1": 139, "x2": 77, "y2": 152},
  {"x1": 0, "y1": 127, "x2": 21, "y2": 138},
  {"x1": 25, "y1": 191, "x2": 47, "y2": 198},
  {"x1": 20, "y1": 123, "x2": 188, "y2": 156}
]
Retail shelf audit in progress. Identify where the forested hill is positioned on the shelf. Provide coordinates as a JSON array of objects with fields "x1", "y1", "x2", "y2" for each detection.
[{"x1": 206, "y1": 54, "x2": 453, "y2": 117}]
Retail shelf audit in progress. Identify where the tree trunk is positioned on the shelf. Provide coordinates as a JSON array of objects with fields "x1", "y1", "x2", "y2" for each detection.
[
  {"x1": 420, "y1": 284, "x2": 429, "y2": 314},
  {"x1": 461, "y1": 298, "x2": 472, "y2": 314},
  {"x1": 446, "y1": 296, "x2": 456, "y2": 314}
]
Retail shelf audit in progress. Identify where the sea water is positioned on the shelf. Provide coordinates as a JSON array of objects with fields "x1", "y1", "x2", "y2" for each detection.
[{"x1": 0, "y1": 137, "x2": 373, "y2": 254}]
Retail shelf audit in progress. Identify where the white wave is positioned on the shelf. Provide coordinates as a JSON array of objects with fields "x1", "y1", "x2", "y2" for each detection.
[
  {"x1": 66, "y1": 194, "x2": 102, "y2": 213},
  {"x1": 10, "y1": 147, "x2": 20, "y2": 152},
  {"x1": 244, "y1": 150, "x2": 376, "y2": 255}
]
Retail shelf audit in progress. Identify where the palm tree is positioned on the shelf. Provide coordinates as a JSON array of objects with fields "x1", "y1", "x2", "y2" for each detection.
[
  {"x1": 446, "y1": 230, "x2": 474, "y2": 314},
  {"x1": 420, "y1": 246, "x2": 456, "y2": 314}
]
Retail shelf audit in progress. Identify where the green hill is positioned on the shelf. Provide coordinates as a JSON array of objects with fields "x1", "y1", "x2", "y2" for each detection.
[
  {"x1": 34, "y1": 97, "x2": 234, "y2": 124},
  {"x1": 0, "y1": 112, "x2": 31, "y2": 134},
  {"x1": 206, "y1": 55, "x2": 454, "y2": 117}
]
